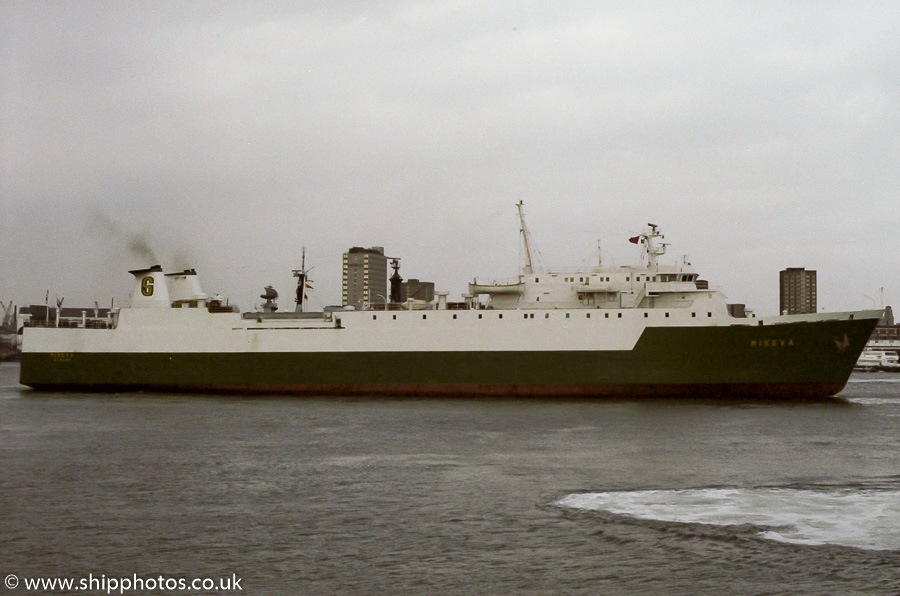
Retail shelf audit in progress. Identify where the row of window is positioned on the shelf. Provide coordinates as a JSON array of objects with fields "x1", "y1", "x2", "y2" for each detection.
[
  {"x1": 557, "y1": 274, "x2": 694, "y2": 283},
  {"x1": 370, "y1": 311, "x2": 717, "y2": 321},
  {"x1": 562, "y1": 276, "x2": 613, "y2": 283}
]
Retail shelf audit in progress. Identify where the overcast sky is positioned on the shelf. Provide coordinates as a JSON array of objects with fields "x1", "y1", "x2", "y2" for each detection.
[{"x1": 2, "y1": 1, "x2": 898, "y2": 315}]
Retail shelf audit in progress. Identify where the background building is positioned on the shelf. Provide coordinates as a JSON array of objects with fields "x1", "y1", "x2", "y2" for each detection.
[
  {"x1": 401, "y1": 279, "x2": 435, "y2": 303},
  {"x1": 779, "y1": 267, "x2": 817, "y2": 314},
  {"x1": 870, "y1": 306, "x2": 899, "y2": 340},
  {"x1": 726, "y1": 303, "x2": 746, "y2": 318},
  {"x1": 342, "y1": 247, "x2": 388, "y2": 309}
]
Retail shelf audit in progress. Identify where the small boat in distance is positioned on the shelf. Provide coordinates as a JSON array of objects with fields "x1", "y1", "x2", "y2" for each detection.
[{"x1": 855, "y1": 347, "x2": 900, "y2": 372}]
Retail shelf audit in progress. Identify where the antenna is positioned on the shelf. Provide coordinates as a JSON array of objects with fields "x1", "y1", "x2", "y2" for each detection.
[{"x1": 292, "y1": 246, "x2": 314, "y2": 313}]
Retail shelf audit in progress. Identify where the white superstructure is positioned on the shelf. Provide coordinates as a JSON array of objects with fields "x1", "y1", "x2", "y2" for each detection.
[{"x1": 471, "y1": 203, "x2": 735, "y2": 318}]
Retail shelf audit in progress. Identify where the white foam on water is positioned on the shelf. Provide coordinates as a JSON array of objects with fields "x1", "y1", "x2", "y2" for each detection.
[
  {"x1": 845, "y1": 397, "x2": 900, "y2": 406},
  {"x1": 556, "y1": 488, "x2": 900, "y2": 550}
]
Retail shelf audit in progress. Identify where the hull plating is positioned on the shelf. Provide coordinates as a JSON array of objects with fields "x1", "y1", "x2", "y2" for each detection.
[{"x1": 20, "y1": 317, "x2": 877, "y2": 399}]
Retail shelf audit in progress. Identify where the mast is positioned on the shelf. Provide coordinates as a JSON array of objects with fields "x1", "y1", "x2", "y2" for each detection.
[
  {"x1": 641, "y1": 223, "x2": 668, "y2": 270},
  {"x1": 293, "y1": 247, "x2": 308, "y2": 313},
  {"x1": 389, "y1": 259, "x2": 403, "y2": 304},
  {"x1": 517, "y1": 200, "x2": 536, "y2": 275}
]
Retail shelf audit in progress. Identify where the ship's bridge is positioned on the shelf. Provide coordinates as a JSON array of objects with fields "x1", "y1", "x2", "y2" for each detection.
[{"x1": 468, "y1": 219, "x2": 721, "y2": 311}]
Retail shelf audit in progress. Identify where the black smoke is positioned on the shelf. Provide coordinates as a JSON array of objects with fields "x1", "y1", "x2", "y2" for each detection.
[{"x1": 85, "y1": 208, "x2": 158, "y2": 265}]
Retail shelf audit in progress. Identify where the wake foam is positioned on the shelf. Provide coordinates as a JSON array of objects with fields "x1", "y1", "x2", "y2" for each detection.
[
  {"x1": 847, "y1": 377, "x2": 900, "y2": 383},
  {"x1": 845, "y1": 397, "x2": 900, "y2": 406},
  {"x1": 556, "y1": 488, "x2": 900, "y2": 550}
]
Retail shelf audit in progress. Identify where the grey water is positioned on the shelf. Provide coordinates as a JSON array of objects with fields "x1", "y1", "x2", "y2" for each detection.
[{"x1": 1, "y1": 361, "x2": 898, "y2": 594}]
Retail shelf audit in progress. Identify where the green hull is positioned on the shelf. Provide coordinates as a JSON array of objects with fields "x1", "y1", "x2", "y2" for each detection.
[{"x1": 20, "y1": 317, "x2": 876, "y2": 398}]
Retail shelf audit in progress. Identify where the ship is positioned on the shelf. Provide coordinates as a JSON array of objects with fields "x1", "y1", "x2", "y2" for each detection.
[
  {"x1": 20, "y1": 204, "x2": 881, "y2": 398},
  {"x1": 854, "y1": 342, "x2": 900, "y2": 372}
]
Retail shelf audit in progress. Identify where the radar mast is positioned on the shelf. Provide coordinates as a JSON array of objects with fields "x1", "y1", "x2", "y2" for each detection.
[
  {"x1": 641, "y1": 223, "x2": 669, "y2": 270},
  {"x1": 292, "y1": 247, "x2": 313, "y2": 313}
]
